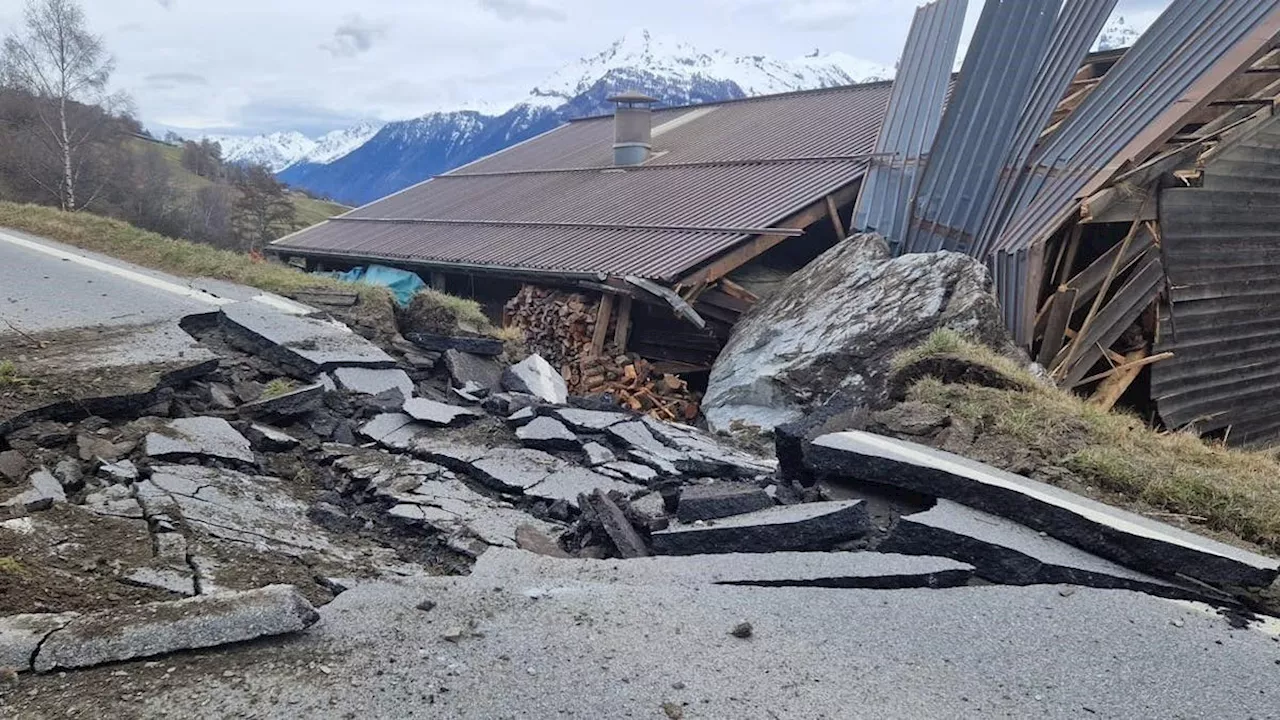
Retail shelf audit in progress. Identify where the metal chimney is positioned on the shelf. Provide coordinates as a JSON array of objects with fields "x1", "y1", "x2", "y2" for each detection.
[{"x1": 607, "y1": 91, "x2": 658, "y2": 166}]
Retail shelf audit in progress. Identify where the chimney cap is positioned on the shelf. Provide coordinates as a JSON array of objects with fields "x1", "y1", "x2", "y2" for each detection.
[{"x1": 606, "y1": 90, "x2": 659, "y2": 105}]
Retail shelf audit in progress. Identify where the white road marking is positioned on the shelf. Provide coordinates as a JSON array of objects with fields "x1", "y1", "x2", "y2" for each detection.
[{"x1": 0, "y1": 229, "x2": 311, "y2": 315}]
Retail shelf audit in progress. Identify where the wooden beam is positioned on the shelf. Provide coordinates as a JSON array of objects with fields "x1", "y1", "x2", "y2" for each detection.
[
  {"x1": 429, "y1": 272, "x2": 447, "y2": 291},
  {"x1": 1036, "y1": 287, "x2": 1077, "y2": 367},
  {"x1": 613, "y1": 295, "x2": 633, "y2": 352},
  {"x1": 590, "y1": 292, "x2": 615, "y2": 357},
  {"x1": 1080, "y1": 350, "x2": 1172, "y2": 390},
  {"x1": 677, "y1": 182, "x2": 862, "y2": 286},
  {"x1": 826, "y1": 195, "x2": 846, "y2": 239}
]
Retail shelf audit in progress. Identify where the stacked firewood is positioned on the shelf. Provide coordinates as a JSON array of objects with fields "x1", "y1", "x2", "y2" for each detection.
[
  {"x1": 578, "y1": 353, "x2": 700, "y2": 421},
  {"x1": 504, "y1": 284, "x2": 701, "y2": 420}
]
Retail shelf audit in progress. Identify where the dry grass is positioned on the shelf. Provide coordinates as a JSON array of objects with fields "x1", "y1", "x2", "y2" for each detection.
[
  {"x1": 901, "y1": 331, "x2": 1280, "y2": 553},
  {"x1": 0, "y1": 360, "x2": 21, "y2": 387},
  {"x1": 262, "y1": 378, "x2": 297, "y2": 399}
]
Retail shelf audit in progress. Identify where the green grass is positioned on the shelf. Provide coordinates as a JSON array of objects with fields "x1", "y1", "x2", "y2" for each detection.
[
  {"x1": 0, "y1": 557, "x2": 23, "y2": 575},
  {"x1": 0, "y1": 201, "x2": 367, "y2": 299},
  {"x1": 262, "y1": 378, "x2": 296, "y2": 399},
  {"x1": 0, "y1": 360, "x2": 25, "y2": 387},
  {"x1": 900, "y1": 332, "x2": 1280, "y2": 554},
  {"x1": 891, "y1": 328, "x2": 1037, "y2": 386}
]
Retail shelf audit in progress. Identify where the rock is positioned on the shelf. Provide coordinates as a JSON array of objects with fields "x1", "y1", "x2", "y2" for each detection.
[
  {"x1": 0, "y1": 450, "x2": 29, "y2": 483},
  {"x1": 10, "y1": 422, "x2": 73, "y2": 448},
  {"x1": 99, "y1": 459, "x2": 139, "y2": 483},
  {"x1": 0, "y1": 613, "x2": 77, "y2": 672},
  {"x1": 308, "y1": 501, "x2": 363, "y2": 534},
  {"x1": 1, "y1": 470, "x2": 66, "y2": 512},
  {"x1": 880, "y1": 500, "x2": 1205, "y2": 600},
  {"x1": 502, "y1": 354, "x2": 568, "y2": 404},
  {"x1": 219, "y1": 303, "x2": 395, "y2": 375},
  {"x1": 506, "y1": 407, "x2": 537, "y2": 426},
  {"x1": 245, "y1": 424, "x2": 300, "y2": 452},
  {"x1": 332, "y1": 367, "x2": 414, "y2": 399},
  {"x1": 75, "y1": 433, "x2": 130, "y2": 463},
  {"x1": 549, "y1": 408, "x2": 632, "y2": 432},
  {"x1": 630, "y1": 492, "x2": 668, "y2": 526},
  {"x1": 515, "y1": 523, "x2": 571, "y2": 558},
  {"x1": 602, "y1": 461, "x2": 659, "y2": 484},
  {"x1": 582, "y1": 442, "x2": 616, "y2": 467},
  {"x1": 650, "y1": 500, "x2": 869, "y2": 556},
  {"x1": 730, "y1": 622, "x2": 753, "y2": 639},
  {"x1": 406, "y1": 331, "x2": 504, "y2": 356},
  {"x1": 123, "y1": 567, "x2": 196, "y2": 596},
  {"x1": 445, "y1": 349, "x2": 505, "y2": 392},
  {"x1": 516, "y1": 417, "x2": 581, "y2": 451},
  {"x1": 677, "y1": 483, "x2": 774, "y2": 523},
  {"x1": 358, "y1": 413, "x2": 429, "y2": 450},
  {"x1": 482, "y1": 392, "x2": 538, "y2": 416},
  {"x1": 238, "y1": 382, "x2": 326, "y2": 419},
  {"x1": 145, "y1": 417, "x2": 254, "y2": 464},
  {"x1": 403, "y1": 350, "x2": 439, "y2": 370},
  {"x1": 457, "y1": 380, "x2": 489, "y2": 399},
  {"x1": 703, "y1": 234, "x2": 1012, "y2": 433},
  {"x1": 52, "y1": 459, "x2": 83, "y2": 491},
  {"x1": 808, "y1": 430, "x2": 1280, "y2": 588},
  {"x1": 208, "y1": 383, "x2": 238, "y2": 410},
  {"x1": 463, "y1": 447, "x2": 642, "y2": 508},
  {"x1": 32, "y1": 585, "x2": 319, "y2": 672},
  {"x1": 401, "y1": 397, "x2": 483, "y2": 427},
  {"x1": 583, "y1": 490, "x2": 649, "y2": 559},
  {"x1": 84, "y1": 484, "x2": 144, "y2": 519}
]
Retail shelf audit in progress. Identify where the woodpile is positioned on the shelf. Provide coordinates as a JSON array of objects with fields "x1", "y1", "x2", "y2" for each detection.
[{"x1": 504, "y1": 284, "x2": 701, "y2": 420}]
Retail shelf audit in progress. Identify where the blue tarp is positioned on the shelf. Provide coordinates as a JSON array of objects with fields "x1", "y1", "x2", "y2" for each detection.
[{"x1": 319, "y1": 264, "x2": 426, "y2": 307}]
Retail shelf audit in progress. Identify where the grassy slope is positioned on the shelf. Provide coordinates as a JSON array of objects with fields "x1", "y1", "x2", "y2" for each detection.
[
  {"x1": 896, "y1": 330, "x2": 1280, "y2": 554},
  {"x1": 128, "y1": 138, "x2": 348, "y2": 231}
]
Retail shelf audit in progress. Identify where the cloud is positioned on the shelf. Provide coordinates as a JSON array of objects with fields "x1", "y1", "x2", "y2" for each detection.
[
  {"x1": 155, "y1": 0, "x2": 174, "y2": 8},
  {"x1": 321, "y1": 15, "x2": 388, "y2": 58},
  {"x1": 478, "y1": 0, "x2": 566, "y2": 23},
  {"x1": 144, "y1": 72, "x2": 209, "y2": 89}
]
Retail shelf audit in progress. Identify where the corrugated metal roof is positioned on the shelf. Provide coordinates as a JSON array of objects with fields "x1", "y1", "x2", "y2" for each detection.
[
  {"x1": 852, "y1": 0, "x2": 966, "y2": 245},
  {"x1": 1152, "y1": 116, "x2": 1280, "y2": 448},
  {"x1": 274, "y1": 82, "x2": 893, "y2": 280}
]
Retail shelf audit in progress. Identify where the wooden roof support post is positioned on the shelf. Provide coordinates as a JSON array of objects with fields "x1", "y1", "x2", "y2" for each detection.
[
  {"x1": 590, "y1": 292, "x2": 615, "y2": 357},
  {"x1": 1037, "y1": 287, "x2": 1078, "y2": 368},
  {"x1": 613, "y1": 295, "x2": 633, "y2": 353},
  {"x1": 826, "y1": 194, "x2": 847, "y2": 239}
]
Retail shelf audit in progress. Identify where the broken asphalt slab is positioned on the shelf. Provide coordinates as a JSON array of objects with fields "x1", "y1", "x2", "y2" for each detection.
[
  {"x1": 458, "y1": 447, "x2": 641, "y2": 507},
  {"x1": 2, "y1": 585, "x2": 318, "y2": 673},
  {"x1": 880, "y1": 500, "x2": 1208, "y2": 601},
  {"x1": 402, "y1": 397, "x2": 483, "y2": 428},
  {"x1": 808, "y1": 431, "x2": 1280, "y2": 588},
  {"x1": 677, "y1": 482, "x2": 774, "y2": 522},
  {"x1": 1, "y1": 469, "x2": 66, "y2": 513},
  {"x1": 515, "y1": 416, "x2": 580, "y2": 451},
  {"x1": 501, "y1": 354, "x2": 567, "y2": 404},
  {"x1": 144, "y1": 416, "x2": 254, "y2": 464},
  {"x1": 219, "y1": 302, "x2": 394, "y2": 375},
  {"x1": 651, "y1": 500, "x2": 869, "y2": 556},
  {"x1": 471, "y1": 548, "x2": 974, "y2": 590},
  {"x1": 237, "y1": 382, "x2": 325, "y2": 418},
  {"x1": 331, "y1": 367, "x2": 414, "y2": 398}
]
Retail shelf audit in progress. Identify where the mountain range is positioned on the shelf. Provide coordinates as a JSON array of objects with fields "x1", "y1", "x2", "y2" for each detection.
[{"x1": 212, "y1": 17, "x2": 1141, "y2": 208}]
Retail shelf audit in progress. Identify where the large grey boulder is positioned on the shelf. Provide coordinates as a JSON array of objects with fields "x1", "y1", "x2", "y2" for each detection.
[
  {"x1": 703, "y1": 234, "x2": 1010, "y2": 432},
  {"x1": 502, "y1": 354, "x2": 568, "y2": 404}
]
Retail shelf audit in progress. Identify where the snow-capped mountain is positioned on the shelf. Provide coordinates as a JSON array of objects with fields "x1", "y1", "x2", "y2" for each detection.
[
  {"x1": 526, "y1": 29, "x2": 890, "y2": 108},
  {"x1": 276, "y1": 29, "x2": 895, "y2": 205},
  {"x1": 209, "y1": 131, "x2": 316, "y2": 173},
  {"x1": 1095, "y1": 15, "x2": 1142, "y2": 51},
  {"x1": 305, "y1": 122, "x2": 386, "y2": 165}
]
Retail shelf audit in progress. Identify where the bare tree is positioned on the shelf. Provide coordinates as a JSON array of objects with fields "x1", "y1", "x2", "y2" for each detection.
[
  {"x1": 2, "y1": 0, "x2": 118, "y2": 210},
  {"x1": 232, "y1": 165, "x2": 296, "y2": 252}
]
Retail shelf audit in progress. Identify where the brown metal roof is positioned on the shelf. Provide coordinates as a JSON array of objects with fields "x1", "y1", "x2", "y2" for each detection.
[{"x1": 273, "y1": 82, "x2": 893, "y2": 281}]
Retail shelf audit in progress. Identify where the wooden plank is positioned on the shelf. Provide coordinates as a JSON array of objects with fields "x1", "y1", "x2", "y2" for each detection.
[
  {"x1": 613, "y1": 295, "x2": 633, "y2": 351},
  {"x1": 1057, "y1": 258, "x2": 1165, "y2": 387},
  {"x1": 717, "y1": 278, "x2": 759, "y2": 304},
  {"x1": 826, "y1": 195, "x2": 846, "y2": 239},
  {"x1": 590, "y1": 293, "x2": 615, "y2": 357},
  {"x1": 1081, "y1": 350, "x2": 1173, "y2": 390},
  {"x1": 1036, "y1": 287, "x2": 1078, "y2": 367}
]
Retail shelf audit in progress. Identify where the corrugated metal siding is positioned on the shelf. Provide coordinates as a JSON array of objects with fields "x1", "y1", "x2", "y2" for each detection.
[
  {"x1": 905, "y1": 0, "x2": 1061, "y2": 254},
  {"x1": 275, "y1": 83, "x2": 892, "y2": 279},
  {"x1": 993, "y1": 0, "x2": 1280, "y2": 257},
  {"x1": 1152, "y1": 117, "x2": 1280, "y2": 447},
  {"x1": 852, "y1": 0, "x2": 965, "y2": 245}
]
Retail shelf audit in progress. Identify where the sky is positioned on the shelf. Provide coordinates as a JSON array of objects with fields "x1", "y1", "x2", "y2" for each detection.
[{"x1": 0, "y1": 0, "x2": 1170, "y2": 139}]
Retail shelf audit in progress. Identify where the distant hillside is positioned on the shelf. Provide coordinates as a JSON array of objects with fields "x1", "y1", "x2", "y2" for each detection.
[{"x1": 128, "y1": 136, "x2": 347, "y2": 231}]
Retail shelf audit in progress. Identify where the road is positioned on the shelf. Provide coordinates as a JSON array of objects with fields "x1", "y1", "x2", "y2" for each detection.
[{"x1": 0, "y1": 226, "x2": 308, "y2": 336}]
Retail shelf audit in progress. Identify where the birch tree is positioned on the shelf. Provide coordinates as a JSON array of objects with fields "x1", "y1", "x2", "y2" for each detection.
[{"x1": 2, "y1": 0, "x2": 115, "y2": 211}]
